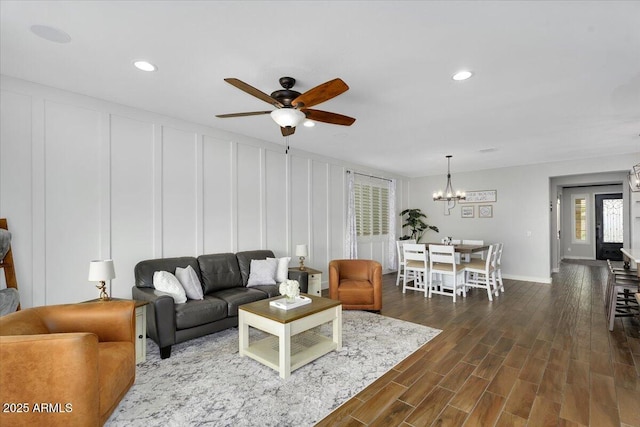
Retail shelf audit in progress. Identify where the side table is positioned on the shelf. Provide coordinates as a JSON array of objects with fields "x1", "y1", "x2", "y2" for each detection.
[
  {"x1": 83, "y1": 298, "x2": 148, "y2": 364},
  {"x1": 289, "y1": 267, "x2": 322, "y2": 296}
]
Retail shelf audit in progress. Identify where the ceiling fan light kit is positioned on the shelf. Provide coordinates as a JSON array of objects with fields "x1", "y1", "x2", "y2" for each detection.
[
  {"x1": 270, "y1": 108, "x2": 305, "y2": 128},
  {"x1": 216, "y1": 76, "x2": 355, "y2": 137}
]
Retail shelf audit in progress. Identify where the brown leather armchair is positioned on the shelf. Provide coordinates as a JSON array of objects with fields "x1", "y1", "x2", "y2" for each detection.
[
  {"x1": 0, "y1": 300, "x2": 136, "y2": 426},
  {"x1": 329, "y1": 259, "x2": 382, "y2": 311}
]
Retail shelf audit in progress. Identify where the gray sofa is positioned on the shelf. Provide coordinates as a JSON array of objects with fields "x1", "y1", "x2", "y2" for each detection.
[{"x1": 132, "y1": 250, "x2": 307, "y2": 359}]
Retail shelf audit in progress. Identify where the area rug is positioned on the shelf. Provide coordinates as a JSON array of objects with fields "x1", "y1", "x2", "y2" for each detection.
[{"x1": 107, "y1": 311, "x2": 441, "y2": 427}]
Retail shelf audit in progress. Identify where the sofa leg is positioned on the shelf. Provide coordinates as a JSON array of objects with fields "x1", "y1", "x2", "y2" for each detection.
[{"x1": 160, "y1": 346, "x2": 172, "y2": 359}]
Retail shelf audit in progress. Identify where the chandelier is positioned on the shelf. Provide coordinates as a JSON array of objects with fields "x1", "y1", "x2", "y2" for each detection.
[
  {"x1": 433, "y1": 155, "x2": 466, "y2": 202},
  {"x1": 629, "y1": 163, "x2": 640, "y2": 192}
]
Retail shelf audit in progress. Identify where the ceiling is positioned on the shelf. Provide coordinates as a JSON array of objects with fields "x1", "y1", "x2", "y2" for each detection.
[{"x1": 1, "y1": 1, "x2": 638, "y2": 177}]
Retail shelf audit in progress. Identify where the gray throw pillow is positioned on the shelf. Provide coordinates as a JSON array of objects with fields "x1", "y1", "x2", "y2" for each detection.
[
  {"x1": 247, "y1": 258, "x2": 278, "y2": 287},
  {"x1": 175, "y1": 265, "x2": 204, "y2": 300}
]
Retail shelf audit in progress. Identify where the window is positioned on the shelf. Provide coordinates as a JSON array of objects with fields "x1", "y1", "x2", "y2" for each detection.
[
  {"x1": 354, "y1": 181, "x2": 389, "y2": 237},
  {"x1": 572, "y1": 194, "x2": 588, "y2": 243}
]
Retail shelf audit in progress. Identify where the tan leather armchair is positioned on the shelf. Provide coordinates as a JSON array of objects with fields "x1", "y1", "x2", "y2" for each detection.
[
  {"x1": 329, "y1": 259, "x2": 382, "y2": 311},
  {"x1": 0, "y1": 300, "x2": 136, "y2": 426}
]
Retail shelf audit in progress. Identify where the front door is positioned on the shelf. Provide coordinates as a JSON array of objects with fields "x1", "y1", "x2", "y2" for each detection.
[{"x1": 595, "y1": 193, "x2": 623, "y2": 261}]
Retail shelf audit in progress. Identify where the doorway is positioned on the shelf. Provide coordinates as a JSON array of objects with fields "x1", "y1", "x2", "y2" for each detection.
[{"x1": 595, "y1": 193, "x2": 623, "y2": 261}]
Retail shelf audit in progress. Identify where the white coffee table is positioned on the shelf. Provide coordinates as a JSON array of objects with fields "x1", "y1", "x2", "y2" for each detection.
[{"x1": 238, "y1": 294, "x2": 342, "y2": 379}]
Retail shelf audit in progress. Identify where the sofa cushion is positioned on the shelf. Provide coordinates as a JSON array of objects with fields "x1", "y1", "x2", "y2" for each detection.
[
  {"x1": 175, "y1": 297, "x2": 228, "y2": 330},
  {"x1": 247, "y1": 258, "x2": 278, "y2": 287},
  {"x1": 175, "y1": 265, "x2": 204, "y2": 300},
  {"x1": 197, "y1": 253, "x2": 242, "y2": 293},
  {"x1": 212, "y1": 288, "x2": 267, "y2": 316},
  {"x1": 236, "y1": 250, "x2": 275, "y2": 286},
  {"x1": 250, "y1": 284, "x2": 281, "y2": 298},
  {"x1": 135, "y1": 257, "x2": 200, "y2": 289}
]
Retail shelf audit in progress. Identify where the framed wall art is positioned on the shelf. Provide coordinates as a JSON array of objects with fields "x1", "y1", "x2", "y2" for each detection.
[
  {"x1": 461, "y1": 190, "x2": 497, "y2": 203},
  {"x1": 479, "y1": 205, "x2": 493, "y2": 218},
  {"x1": 461, "y1": 206, "x2": 474, "y2": 218}
]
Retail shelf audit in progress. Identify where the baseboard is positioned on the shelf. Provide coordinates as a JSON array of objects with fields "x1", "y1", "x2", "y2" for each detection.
[
  {"x1": 502, "y1": 274, "x2": 552, "y2": 284},
  {"x1": 562, "y1": 256, "x2": 594, "y2": 260}
]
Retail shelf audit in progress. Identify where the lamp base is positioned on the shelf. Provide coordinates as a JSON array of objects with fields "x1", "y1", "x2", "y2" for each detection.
[
  {"x1": 96, "y1": 282, "x2": 110, "y2": 301},
  {"x1": 298, "y1": 256, "x2": 306, "y2": 271}
]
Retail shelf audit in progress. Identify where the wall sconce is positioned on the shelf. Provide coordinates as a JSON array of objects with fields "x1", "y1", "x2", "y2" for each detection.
[
  {"x1": 295, "y1": 244, "x2": 308, "y2": 270},
  {"x1": 88, "y1": 259, "x2": 115, "y2": 301}
]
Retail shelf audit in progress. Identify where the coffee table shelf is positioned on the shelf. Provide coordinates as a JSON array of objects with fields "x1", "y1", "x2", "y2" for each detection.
[{"x1": 245, "y1": 330, "x2": 337, "y2": 373}]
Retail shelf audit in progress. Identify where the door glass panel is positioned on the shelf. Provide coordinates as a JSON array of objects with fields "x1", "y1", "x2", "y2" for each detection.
[{"x1": 603, "y1": 199, "x2": 623, "y2": 243}]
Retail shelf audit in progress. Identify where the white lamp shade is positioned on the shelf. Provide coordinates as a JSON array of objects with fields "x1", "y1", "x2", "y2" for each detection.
[
  {"x1": 88, "y1": 259, "x2": 116, "y2": 281},
  {"x1": 270, "y1": 108, "x2": 305, "y2": 128},
  {"x1": 295, "y1": 244, "x2": 308, "y2": 257}
]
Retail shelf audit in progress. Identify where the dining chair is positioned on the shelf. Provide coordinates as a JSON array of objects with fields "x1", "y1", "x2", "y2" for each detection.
[
  {"x1": 402, "y1": 243, "x2": 428, "y2": 296},
  {"x1": 428, "y1": 244, "x2": 466, "y2": 302},
  {"x1": 462, "y1": 239, "x2": 485, "y2": 262},
  {"x1": 441, "y1": 238, "x2": 462, "y2": 263},
  {"x1": 604, "y1": 260, "x2": 639, "y2": 331},
  {"x1": 395, "y1": 239, "x2": 416, "y2": 286},
  {"x1": 494, "y1": 243, "x2": 504, "y2": 293},
  {"x1": 463, "y1": 244, "x2": 497, "y2": 301}
]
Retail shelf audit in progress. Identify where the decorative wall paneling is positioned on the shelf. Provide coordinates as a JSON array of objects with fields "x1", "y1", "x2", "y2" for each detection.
[{"x1": 0, "y1": 77, "x2": 407, "y2": 306}]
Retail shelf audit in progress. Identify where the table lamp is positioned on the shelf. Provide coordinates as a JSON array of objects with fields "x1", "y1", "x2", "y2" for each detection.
[
  {"x1": 295, "y1": 244, "x2": 308, "y2": 270},
  {"x1": 88, "y1": 259, "x2": 115, "y2": 301}
]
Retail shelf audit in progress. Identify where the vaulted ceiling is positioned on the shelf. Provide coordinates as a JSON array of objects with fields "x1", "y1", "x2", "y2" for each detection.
[{"x1": 1, "y1": 1, "x2": 638, "y2": 177}]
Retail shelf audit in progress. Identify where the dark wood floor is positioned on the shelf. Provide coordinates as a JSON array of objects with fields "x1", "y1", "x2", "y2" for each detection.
[{"x1": 316, "y1": 260, "x2": 640, "y2": 427}]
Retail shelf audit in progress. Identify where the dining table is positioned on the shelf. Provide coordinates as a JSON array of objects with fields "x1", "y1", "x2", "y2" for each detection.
[
  {"x1": 424, "y1": 243, "x2": 490, "y2": 255},
  {"x1": 620, "y1": 247, "x2": 640, "y2": 279}
]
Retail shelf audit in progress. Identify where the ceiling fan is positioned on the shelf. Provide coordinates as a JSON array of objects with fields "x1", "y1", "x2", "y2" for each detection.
[{"x1": 216, "y1": 77, "x2": 356, "y2": 136}]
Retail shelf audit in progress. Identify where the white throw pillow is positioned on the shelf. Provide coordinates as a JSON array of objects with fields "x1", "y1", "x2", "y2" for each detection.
[
  {"x1": 268, "y1": 257, "x2": 291, "y2": 283},
  {"x1": 153, "y1": 271, "x2": 187, "y2": 303},
  {"x1": 247, "y1": 258, "x2": 278, "y2": 287},
  {"x1": 175, "y1": 265, "x2": 204, "y2": 300}
]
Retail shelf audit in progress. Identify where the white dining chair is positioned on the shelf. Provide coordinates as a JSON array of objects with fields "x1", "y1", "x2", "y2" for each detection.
[
  {"x1": 462, "y1": 239, "x2": 485, "y2": 262},
  {"x1": 441, "y1": 238, "x2": 462, "y2": 263},
  {"x1": 402, "y1": 243, "x2": 428, "y2": 296},
  {"x1": 463, "y1": 244, "x2": 497, "y2": 301},
  {"x1": 494, "y1": 243, "x2": 504, "y2": 293},
  {"x1": 395, "y1": 239, "x2": 416, "y2": 286},
  {"x1": 428, "y1": 244, "x2": 466, "y2": 302}
]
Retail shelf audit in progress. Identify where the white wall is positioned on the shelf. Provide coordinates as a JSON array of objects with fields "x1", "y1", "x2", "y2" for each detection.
[
  {"x1": 408, "y1": 155, "x2": 639, "y2": 283},
  {"x1": 0, "y1": 76, "x2": 408, "y2": 307}
]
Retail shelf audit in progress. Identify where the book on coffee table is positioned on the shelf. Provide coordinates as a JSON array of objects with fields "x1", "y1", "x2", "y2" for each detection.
[{"x1": 269, "y1": 295, "x2": 312, "y2": 310}]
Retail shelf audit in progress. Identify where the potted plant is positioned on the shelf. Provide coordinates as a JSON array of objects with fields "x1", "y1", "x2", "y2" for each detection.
[{"x1": 399, "y1": 208, "x2": 439, "y2": 242}]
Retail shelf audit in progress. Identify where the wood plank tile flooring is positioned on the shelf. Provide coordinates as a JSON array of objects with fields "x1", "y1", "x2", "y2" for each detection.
[{"x1": 316, "y1": 260, "x2": 639, "y2": 426}]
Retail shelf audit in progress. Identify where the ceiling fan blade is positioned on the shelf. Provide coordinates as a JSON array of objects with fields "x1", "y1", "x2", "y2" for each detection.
[
  {"x1": 281, "y1": 126, "x2": 296, "y2": 137},
  {"x1": 216, "y1": 111, "x2": 272, "y2": 118},
  {"x1": 292, "y1": 78, "x2": 349, "y2": 108},
  {"x1": 224, "y1": 78, "x2": 284, "y2": 108},
  {"x1": 304, "y1": 109, "x2": 356, "y2": 126}
]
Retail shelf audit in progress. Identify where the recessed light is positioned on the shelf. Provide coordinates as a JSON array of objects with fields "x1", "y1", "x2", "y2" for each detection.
[
  {"x1": 303, "y1": 120, "x2": 315, "y2": 128},
  {"x1": 452, "y1": 70, "x2": 473, "y2": 81},
  {"x1": 133, "y1": 60, "x2": 157, "y2": 72},
  {"x1": 30, "y1": 25, "x2": 71, "y2": 43}
]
